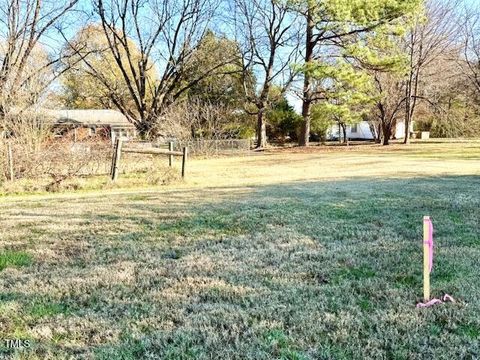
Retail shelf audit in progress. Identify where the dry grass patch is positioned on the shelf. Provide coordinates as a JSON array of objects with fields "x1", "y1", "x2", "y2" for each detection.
[{"x1": 0, "y1": 140, "x2": 479, "y2": 359}]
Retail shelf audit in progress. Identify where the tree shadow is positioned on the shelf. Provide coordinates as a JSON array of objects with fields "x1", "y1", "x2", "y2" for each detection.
[{"x1": 0, "y1": 174, "x2": 479, "y2": 358}]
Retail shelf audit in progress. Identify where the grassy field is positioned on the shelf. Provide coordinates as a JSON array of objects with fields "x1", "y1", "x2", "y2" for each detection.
[{"x1": 0, "y1": 140, "x2": 479, "y2": 359}]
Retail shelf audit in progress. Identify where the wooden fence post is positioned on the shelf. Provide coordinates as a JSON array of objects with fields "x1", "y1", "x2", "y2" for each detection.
[
  {"x1": 111, "y1": 138, "x2": 123, "y2": 181},
  {"x1": 181, "y1": 146, "x2": 188, "y2": 178},
  {"x1": 168, "y1": 141, "x2": 173, "y2": 167},
  {"x1": 7, "y1": 142, "x2": 14, "y2": 181},
  {"x1": 110, "y1": 139, "x2": 118, "y2": 176}
]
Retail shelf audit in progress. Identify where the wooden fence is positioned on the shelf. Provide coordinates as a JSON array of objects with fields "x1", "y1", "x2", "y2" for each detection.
[
  {"x1": 157, "y1": 139, "x2": 251, "y2": 156},
  {"x1": 110, "y1": 139, "x2": 188, "y2": 181}
]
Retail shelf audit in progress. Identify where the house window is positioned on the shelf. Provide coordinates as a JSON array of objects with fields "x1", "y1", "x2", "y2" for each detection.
[{"x1": 351, "y1": 124, "x2": 358, "y2": 133}]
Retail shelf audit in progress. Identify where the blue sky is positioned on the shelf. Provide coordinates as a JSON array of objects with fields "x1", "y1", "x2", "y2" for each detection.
[
  {"x1": 50, "y1": 0, "x2": 480, "y2": 45},
  {"x1": 22, "y1": 0, "x2": 480, "y2": 112},
  {"x1": 462, "y1": 0, "x2": 477, "y2": 5}
]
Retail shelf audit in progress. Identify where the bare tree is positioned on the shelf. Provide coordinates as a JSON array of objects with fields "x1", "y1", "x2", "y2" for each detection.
[
  {"x1": 234, "y1": 0, "x2": 300, "y2": 148},
  {"x1": 0, "y1": 0, "x2": 79, "y2": 111},
  {"x1": 402, "y1": 0, "x2": 460, "y2": 143},
  {"x1": 65, "y1": 0, "x2": 237, "y2": 138},
  {"x1": 160, "y1": 98, "x2": 248, "y2": 140},
  {"x1": 461, "y1": 2, "x2": 480, "y2": 98},
  {"x1": 372, "y1": 72, "x2": 406, "y2": 145}
]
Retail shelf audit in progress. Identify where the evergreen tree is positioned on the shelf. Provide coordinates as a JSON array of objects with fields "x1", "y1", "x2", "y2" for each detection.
[{"x1": 291, "y1": 0, "x2": 422, "y2": 146}]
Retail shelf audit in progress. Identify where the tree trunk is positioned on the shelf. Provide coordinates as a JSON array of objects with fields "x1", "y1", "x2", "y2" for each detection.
[
  {"x1": 404, "y1": 114, "x2": 411, "y2": 144},
  {"x1": 341, "y1": 123, "x2": 348, "y2": 145},
  {"x1": 382, "y1": 132, "x2": 390, "y2": 145},
  {"x1": 404, "y1": 88, "x2": 411, "y2": 144},
  {"x1": 300, "y1": 101, "x2": 311, "y2": 146},
  {"x1": 404, "y1": 32, "x2": 422, "y2": 145},
  {"x1": 299, "y1": 6, "x2": 314, "y2": 147},
  {"x1": 404, "y1": 81, "x2": 418, "y2": 144},
  {"x1": 137, "y1": 113, "x2": 155, "y2": 139},
  {"x1": 382, "y1": 122, "x2": 392, "y2": 145},
  {"x1": 404, "y1": 74, "x2": 420, "y2": 144},
  {"x1": 404, "y1": 45, "x2": 413, "y2": 144},
  {"x1": 375, "y1": 124, "x2": 382, "y2": 143},
  {"x1": 256, "y1": 109, "x2": 267, "y2": 148}
]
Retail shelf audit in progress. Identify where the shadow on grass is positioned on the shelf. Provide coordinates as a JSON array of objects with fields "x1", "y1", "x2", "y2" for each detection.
[{"x1": 1, "y1": 174, "x2": 479, "y2": 358}]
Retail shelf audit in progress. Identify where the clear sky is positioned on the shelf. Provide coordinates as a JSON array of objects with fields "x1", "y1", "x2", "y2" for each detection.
[{"x1": 15, "y1": 0, "x2": 479, "y2": 113}]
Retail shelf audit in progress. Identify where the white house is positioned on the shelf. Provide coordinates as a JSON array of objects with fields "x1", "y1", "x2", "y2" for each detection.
[{"x1": 326, "y1": 120, "x2": 412, "y2": 141}]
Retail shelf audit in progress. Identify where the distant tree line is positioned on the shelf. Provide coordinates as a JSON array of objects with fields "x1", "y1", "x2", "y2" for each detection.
[{"x1": 1, "y1": 0, "x2": 480, "y2": 146}]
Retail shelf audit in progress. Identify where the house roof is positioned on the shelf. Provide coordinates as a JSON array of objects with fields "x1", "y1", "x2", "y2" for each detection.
[{"x1": 44, "y1": 109, "x2": 135, "y2": 128}]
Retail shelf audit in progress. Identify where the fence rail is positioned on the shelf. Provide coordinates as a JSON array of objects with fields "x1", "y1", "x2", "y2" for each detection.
[
  {"x1": 155, "y1": 139, "x2": 252, "y2": 156},
  {"x1": 0, "y1": 138, "x2": 252, "y2": 183},
  {"x1": 111, "y1": 139, "x2": 188, "y2": 181}
]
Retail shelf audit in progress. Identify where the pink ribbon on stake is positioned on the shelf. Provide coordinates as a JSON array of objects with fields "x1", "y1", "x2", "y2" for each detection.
[
  {"x1": 416, "y1": 217, "x2": 456, "y2": 308},
  {"x1": 416, "y1": 294, "x2": 456, "y2": 308},
  {"x1": 424, "y1": 217, "x2": 434, "y2": 273}
]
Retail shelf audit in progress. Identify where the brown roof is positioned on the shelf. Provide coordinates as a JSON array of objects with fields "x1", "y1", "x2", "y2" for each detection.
[{"x1": 45, "y1": 109, "x2": 135, "y2": 128}]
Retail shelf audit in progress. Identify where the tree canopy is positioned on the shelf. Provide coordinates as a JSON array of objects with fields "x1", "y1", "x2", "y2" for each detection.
[{"x1": 2, "y1": 0, "x2": 480, "y2": 144}]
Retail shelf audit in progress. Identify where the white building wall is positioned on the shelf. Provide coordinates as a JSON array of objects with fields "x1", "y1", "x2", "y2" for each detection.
[
  {"x1": 395, "y1": 121, "x2": 406, "y2": 139},
  {"x1": 326, "y1": 120, "x2": 413, "y2": 141},
  {"x1": 326, "y1": 121, "x2": 374, "y2": 140}
]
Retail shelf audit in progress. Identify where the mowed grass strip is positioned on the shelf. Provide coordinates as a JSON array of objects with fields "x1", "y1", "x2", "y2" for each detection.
[{"x1": 0, "y1": 141, "x2": 479, "y2": 359}]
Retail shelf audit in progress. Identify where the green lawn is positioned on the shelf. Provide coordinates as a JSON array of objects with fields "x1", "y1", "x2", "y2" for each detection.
[{"x1": 0, "y1": 141, "x2": 479, "y2": 359}]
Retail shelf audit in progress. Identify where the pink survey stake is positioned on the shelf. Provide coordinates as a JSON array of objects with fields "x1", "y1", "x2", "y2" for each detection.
[
  {"x1": 416, "y1": 216, "x2": 455, "y2": 308},
  {"x1": 424, "y1": 216, "x2": 433, "y2": 272}
]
